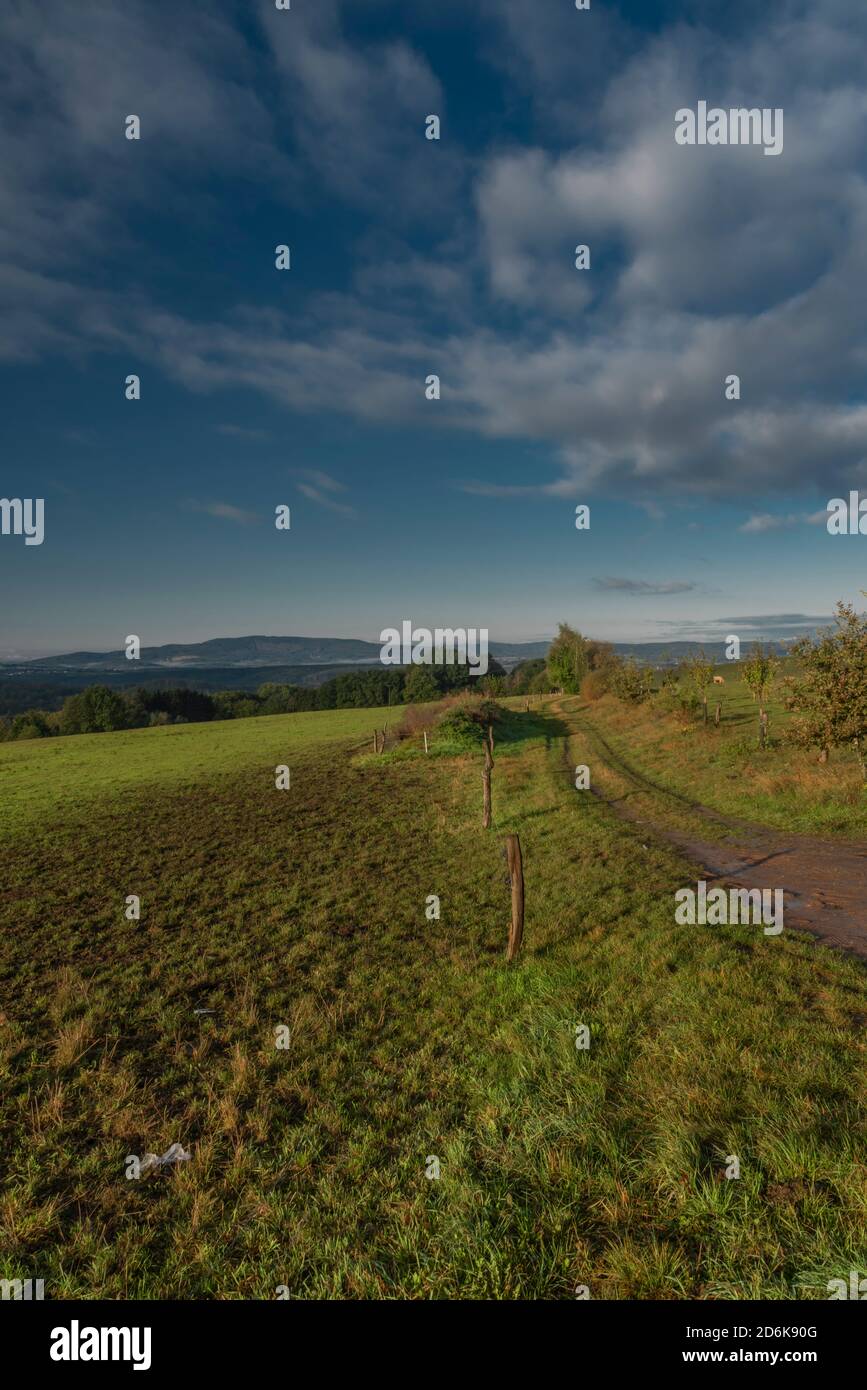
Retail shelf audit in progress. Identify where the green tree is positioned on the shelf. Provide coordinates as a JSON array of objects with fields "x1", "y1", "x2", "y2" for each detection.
[
  {"x1": 0, "y1": 709, "x2": 54, "y2": 741},
  {"x1": 529, "y1": 668, "x2": 553, "y2": 694},
  {"x1": 212, "y1": 691, "x2": 262, "y2": 719},
  {"x1": 507, "y1": 658, "x2": 546, "y2": 694},
  {"x1": 741, "y1": 643, "x2": 780, "y2": 746},
  {"x1": 785, "y1": 602, "x2": 867, "y2": 778},
  {"x1": 585, "y1": 639, "x2": 617, "y2": 674},
  {"x1": 256, "y1": 683, "x2": 298, "y2": 715},
  {"x1": 546, "y1": 623, "x2": 588, "y2": 694},
  {"x1": 610, "y1": 657, "x2": 653, "y2": 703},
  {"x1": 403, "y1": 666, "x2": 440, "y2": 703},
  {"x1": 60, "y1": 685, "x2": 131, "y2": 734},
  {"x1": 480, "y1": 674, "x2": 506, "y2": 697},
  {"x1": 684, "y1": 649, "x2": 715, "y2": 724}
]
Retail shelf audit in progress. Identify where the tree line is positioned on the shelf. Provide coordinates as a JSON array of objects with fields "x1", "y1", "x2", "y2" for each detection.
[{"x1": 0, "y1": 657, "x2": 548, "y2": 741}]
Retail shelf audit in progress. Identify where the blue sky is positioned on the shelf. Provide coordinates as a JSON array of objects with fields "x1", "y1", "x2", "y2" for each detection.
[{"x1": 1, "y1": 0, "x2": 865, "y2": 657}]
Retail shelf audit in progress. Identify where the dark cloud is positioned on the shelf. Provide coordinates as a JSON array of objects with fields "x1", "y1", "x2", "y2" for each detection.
[{"x1": 594, "y1": 577, "x2": 698, "y2": 594}]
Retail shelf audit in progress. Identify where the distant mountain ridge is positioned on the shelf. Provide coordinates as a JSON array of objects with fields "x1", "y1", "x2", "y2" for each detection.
[
  {"x1": 20, "y1": 635, "x2": 383, "y2": 668},
  {"x1": 10, "y1": 633, "x2": 795, "y2": 672},
  {"x1": 611, "y1": 640, "x2": 793, "y2": 664},
  {"x1": 15, "y1": 634, "x2": 552, "y2": 670}
]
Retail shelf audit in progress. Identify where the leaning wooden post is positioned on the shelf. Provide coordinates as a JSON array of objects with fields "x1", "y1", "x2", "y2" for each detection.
[
  {"x1": 482, "y1": 739, "x2": 493, "y2": 829},
  {"x1": 505, "y1": 833, "x2": 524, "y2": 962},
  {"x1": 423, "y1": 730, "x2": 429, "y2": 753}
]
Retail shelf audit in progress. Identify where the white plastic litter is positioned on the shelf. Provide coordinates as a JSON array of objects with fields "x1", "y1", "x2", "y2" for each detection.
[{"x1": 140, "y1": 1144, "x2": 191, "y2": 1175}]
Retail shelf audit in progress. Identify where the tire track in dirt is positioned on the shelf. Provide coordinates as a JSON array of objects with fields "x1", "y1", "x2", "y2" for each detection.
[{"x1": 552, "y1": 699, "x2": 867, "y2": 963}]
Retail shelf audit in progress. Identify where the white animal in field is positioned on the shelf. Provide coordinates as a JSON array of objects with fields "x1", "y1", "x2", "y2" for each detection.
[{"x1": 713, "y1": 675, "x2": 725, "y2": 685}]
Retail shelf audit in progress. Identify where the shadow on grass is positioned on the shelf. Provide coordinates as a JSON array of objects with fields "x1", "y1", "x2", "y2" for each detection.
[
  {"x1": 355, "y1": 707, "x2": 571, "y2": 765},
  {"x1": 494, "y1": 708, "x2": 567, "y2": 750}
]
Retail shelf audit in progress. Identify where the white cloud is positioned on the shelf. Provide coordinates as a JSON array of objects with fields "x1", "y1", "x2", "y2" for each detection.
[
  {"x1": 189, "y1": 500, "x2": 260, "y2": 525},
  {"x1": 740, "y1": 507, "x2": 832, "y2": 532},
  {"x1": 296, "y1": 484, "x2": 355, "y2": 516}
]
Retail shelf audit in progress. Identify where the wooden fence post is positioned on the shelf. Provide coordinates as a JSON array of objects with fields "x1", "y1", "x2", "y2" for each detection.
[
  {"x1": 482, "y1": 738, "x2": 493, "y2": 829},
  {"x1": 505, "y1": 833, "x2": 524, "y2": 962},
  {"x1": 759, "y1": 710, "x2": 768, "y2": 749},
  {"x1": 423, "y1": 730, "x2": 429, "y2": 753},
  {"x1": 714, "y1": 702, "x2": 721, "y2": 727}
]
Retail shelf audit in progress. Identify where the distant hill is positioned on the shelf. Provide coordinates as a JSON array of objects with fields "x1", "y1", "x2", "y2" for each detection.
[
  {"x1": 8, "y1": 633, "x2": 796, "y2": 674},
  {"x1": 18, "y1": 635, "x2": 381, "y2": 669},
  {"x1": 0, "y1": 634, "x2": 801, "y2": 716},
  {"x1": 611, "y1": 640, "x2": 793, "y2": 666},
  {"x1": 14, "y1": 634, "x2": 552, "y2": 673}
]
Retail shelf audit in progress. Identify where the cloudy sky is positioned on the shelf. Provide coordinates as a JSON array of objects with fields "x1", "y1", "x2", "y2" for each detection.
[{"x1": 1, "y1": 0, "x2": 865, "y2": 656}]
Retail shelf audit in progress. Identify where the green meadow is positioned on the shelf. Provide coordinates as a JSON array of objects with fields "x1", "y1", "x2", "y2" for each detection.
[
  {"x1": 0, "y1": 705, "x2": 399, "y2": 837},
  {"x1": 1, "y1": 702, "x2": 865, "y2": 1299}
]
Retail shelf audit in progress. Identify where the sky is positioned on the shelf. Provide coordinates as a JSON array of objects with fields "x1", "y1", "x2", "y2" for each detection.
[{"x1": 1, "y1": 0, "x2": 866, "y2": 658}]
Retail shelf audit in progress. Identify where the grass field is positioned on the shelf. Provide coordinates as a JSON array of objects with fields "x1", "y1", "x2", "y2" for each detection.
[
  {"x1": 0, "y1": 704, "x2": 401, "y2": 838},
  {"x1": 1, "y1": 701, "x2": 866, "y2": 1299}
]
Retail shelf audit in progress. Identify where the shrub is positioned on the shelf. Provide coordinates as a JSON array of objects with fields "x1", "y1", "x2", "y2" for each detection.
[
  {"x1": 471, "y1": 698, "x2": 504, "y2": 726},
  {"x1": 436, "y1": 707, "x2": 488, "y2": 749},
  {"x1": 610, "y1": 658, "x2": 654, "y2": 703},
  {"x1": 435, "y1": 697, "x2": 504, "y2": 749},
  {"x1": 655, "y1": 687, "x2": 702, "y2": 719},
  {"x1": 719, "y1": 737, "x2": 760, "y2": 768},
  {"x1": 394, "y1": 701, "x2": 444, "y2": 740},
  {"x1": 580, "y1": 670, "x2": 608, "y2": 702}
]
